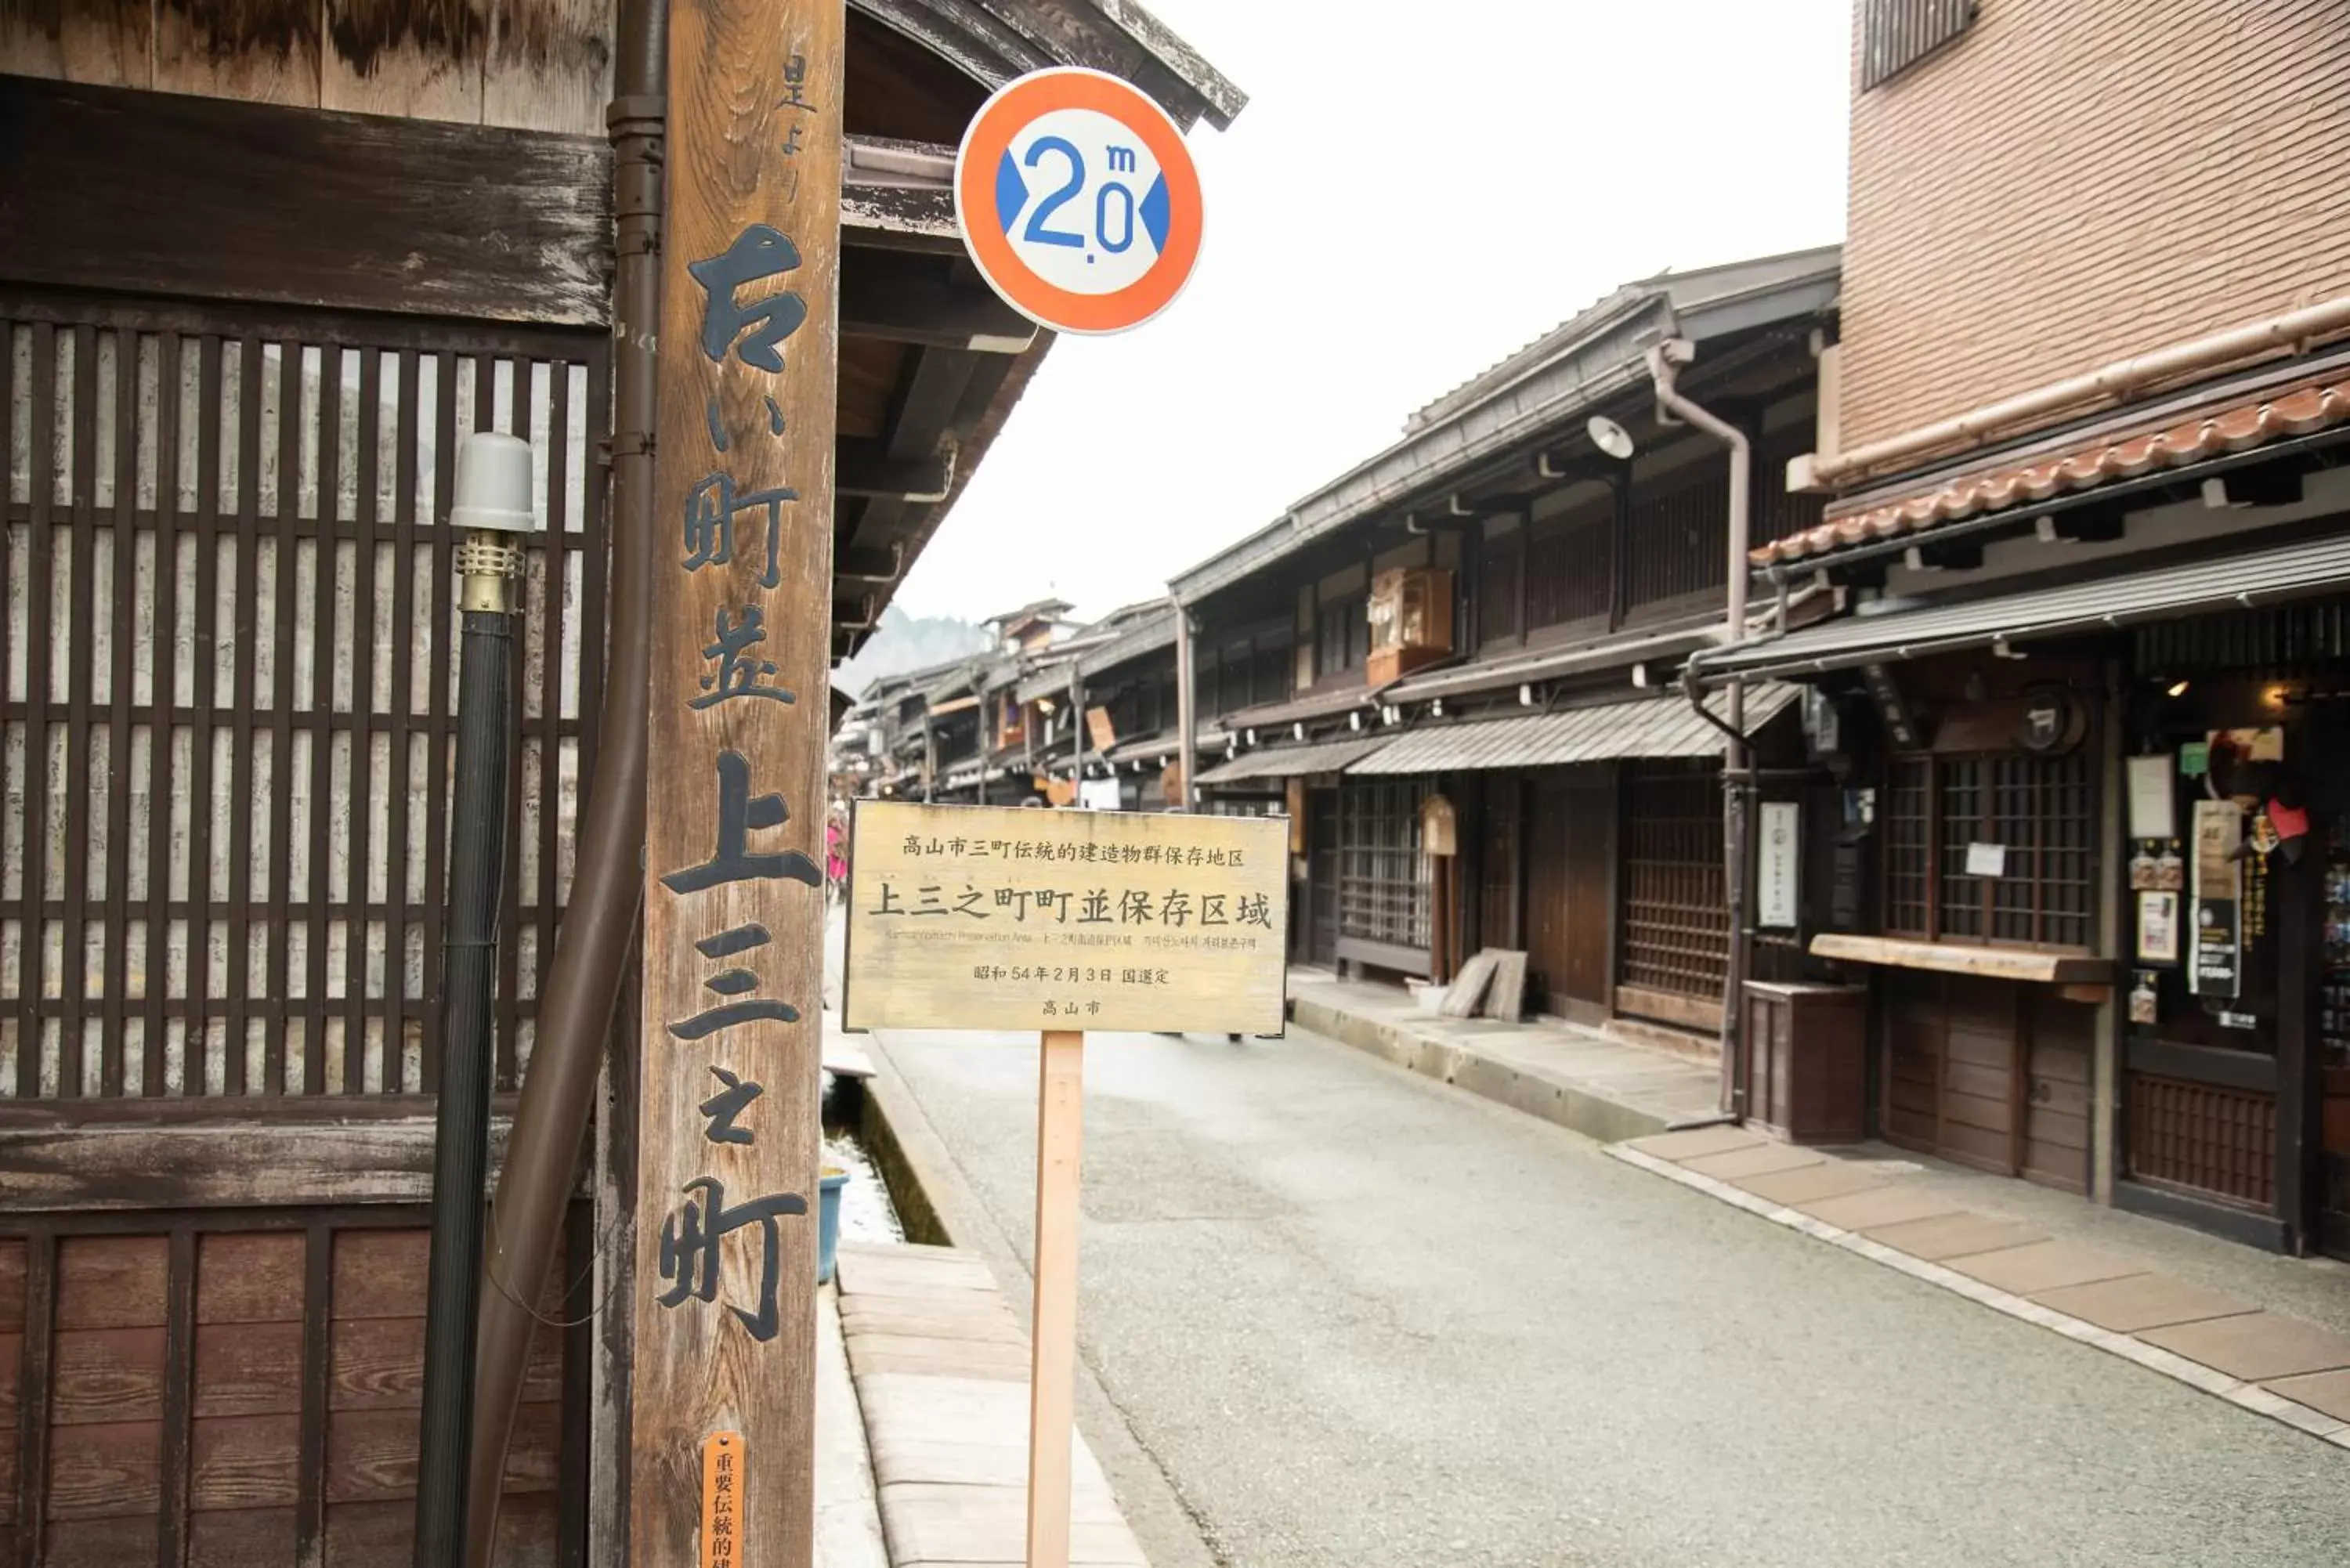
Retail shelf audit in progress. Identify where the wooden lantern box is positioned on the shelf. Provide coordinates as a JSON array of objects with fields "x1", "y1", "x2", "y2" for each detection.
[{"x1": 1366, "y1": 566, "x2": 1454, "y2": 688}]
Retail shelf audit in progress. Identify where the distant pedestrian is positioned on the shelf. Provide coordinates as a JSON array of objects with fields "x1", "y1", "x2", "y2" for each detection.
[{"x1": 826, "y1": 815, "x2": 848, "y2": 907}]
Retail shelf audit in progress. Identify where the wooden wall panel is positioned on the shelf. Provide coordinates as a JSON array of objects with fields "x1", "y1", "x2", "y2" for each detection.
[
  {"x1": 322, "y1": 0, "x2": 491, "y2": 121},
  {"x1": 1, "y1": 1219, "x2": 572, "y2": 1565},
  {"x1": 0, "y1": 0, "x2": 150, "y2": 85},
  {"x1": 151, "y1": 0, "x2": 323, "y2": 104},
  {"x1": 186, "y1": 1504, "x2": 299, "y2": 1568},
  {"x1": 484, "y1": 0, "x2": 614, "y2": 132},
  {"x1": 2024, "y1": 991, "x2": 2092, "y2": 1193}
]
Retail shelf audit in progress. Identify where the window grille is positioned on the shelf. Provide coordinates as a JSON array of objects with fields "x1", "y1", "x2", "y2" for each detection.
[{"x1": 1861, "y1": 0, "x2": 1977, "y2": 90}]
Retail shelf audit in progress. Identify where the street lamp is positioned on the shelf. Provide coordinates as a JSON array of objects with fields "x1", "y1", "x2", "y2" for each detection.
[{"x1": 414, "y1": 432, "x2": 537, "y2": 1568}]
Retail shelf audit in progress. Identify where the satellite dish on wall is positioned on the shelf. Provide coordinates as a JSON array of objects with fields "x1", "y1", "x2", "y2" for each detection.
[{"x1": 1586, "y1": 414, "x2": 1636, "y2": 461}]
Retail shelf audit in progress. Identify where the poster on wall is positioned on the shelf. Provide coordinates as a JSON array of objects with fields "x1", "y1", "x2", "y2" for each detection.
[
  {"x1": 2190, "y1": 799, "x2": 2242, "y2": 999},
  {"x1": 2135, "y1": 890, "x2": 2180, "y2": 965},
  {"x1": 2126, "y1": 753, "x2": 2175, "y2": 840},
  {"x1": 1756, "y1": 800, "x2": 1800, "y2": 929}
]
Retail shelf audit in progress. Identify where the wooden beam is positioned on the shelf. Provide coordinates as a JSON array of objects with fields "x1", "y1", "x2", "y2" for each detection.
[
  {"x1": 836, "y1": 543, "x2": 905, "y2": 582},
  {"x1": 838, "y1": 435, "x2": 956, "y2": 501},
  {"x1": 0, "y1": 1115, "x2": 525, "y2": 1209},
  {"x1": 634, "y1": 0, "x2": 839, "y2": 1559},
  {"x1": 884, "y1": 347, "x2": 981, "y2": 461},
  {"x1": 842, "y1": 248, "x2": 1037, "y2": 352},
  {"x1": 0, "y1": 76, "x2": 613, "y2": 327}
]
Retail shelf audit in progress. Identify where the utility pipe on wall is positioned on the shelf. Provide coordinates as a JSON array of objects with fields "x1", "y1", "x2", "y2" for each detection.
[
  {"x1": 463, "y1": 0, "x2": 663, "y2": 1556},
  {"x1": 414, "y1": 434, "x2": 533, "y2": 1568},
  {"x1": 1807, "y1": 291, "x2": 2350, "y2": 486},
  {"x1": 1647, "y1": 338, "x2": 1752, "y2": 1118},
  {"x1": 1173, "y1": 597, "x2": 1197, "y2": 812}
]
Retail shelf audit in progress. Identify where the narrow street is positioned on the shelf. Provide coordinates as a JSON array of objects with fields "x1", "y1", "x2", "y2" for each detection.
[{"x1": 873, "y1": 1021, "x2": 2350, "y2": 1568}]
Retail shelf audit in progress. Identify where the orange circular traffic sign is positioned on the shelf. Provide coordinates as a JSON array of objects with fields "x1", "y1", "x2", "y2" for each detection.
[{"x1": 954, "y1": 67, "x2": 1205, "y2": 336}]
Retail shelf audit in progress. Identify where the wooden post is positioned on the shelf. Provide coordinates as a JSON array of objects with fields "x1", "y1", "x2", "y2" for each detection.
[
  {"x1": 632, "y1": 0, "x2": 842, "y2": 1562},
  {"x1": 1025, "y1": 1030, "x2": 1086, "y2": 1568}
]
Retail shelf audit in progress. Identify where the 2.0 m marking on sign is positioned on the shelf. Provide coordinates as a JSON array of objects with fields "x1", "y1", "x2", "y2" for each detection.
[{"x1": 956, "y1": 67, "x2": 1203, "y2": 336}]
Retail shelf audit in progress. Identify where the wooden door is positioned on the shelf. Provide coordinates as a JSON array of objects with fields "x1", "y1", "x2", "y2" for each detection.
[
  {"x1": 2023, "y1": 991, "x2": 2093, "y2": 1192},
  {"x1": 1307, "y1": 787, "x2": 1339, "y2": 966},
  {"x1": 1881, "y1": 970, "x2": 2029, "y2": 1178},
  {"x1": 1525, "y1": 769, "x2": 1611, "y2": 1021},
  {"x1": 1479, "y1": 773, "x2": 1523, "y2": 952}
]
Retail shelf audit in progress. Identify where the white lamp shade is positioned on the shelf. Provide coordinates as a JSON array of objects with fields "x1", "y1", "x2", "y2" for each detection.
[{"x1": 450, "y1": 432, "x2": 539, "y2": 533}]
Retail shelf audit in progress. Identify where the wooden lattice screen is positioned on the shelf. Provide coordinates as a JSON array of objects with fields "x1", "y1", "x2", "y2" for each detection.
[
  {"x1": 2128, "y1": 1076, "x2": 2277, "y2": 1209},
  {"x1": 1336, "y1": 779, "x2": 1430, "y2": 952},
  {"x1": 1618, "y1": 761, "x2": 1726, "y2": 1001},
  {"x1": 1882, "y1": 750, "x2": 2095, "y2": 949},
  {"x1": 1, "y1": 293, "x2": 609, "y2": 1104}
]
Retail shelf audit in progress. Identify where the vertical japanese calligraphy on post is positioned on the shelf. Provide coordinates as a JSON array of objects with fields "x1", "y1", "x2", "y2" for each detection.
[
  {"x1": 843, "y1": 801, "x2": 1289, "y2": 1035},
  {"x1": 636, "y1": 0, "x2": 841, "y2": 1561}
]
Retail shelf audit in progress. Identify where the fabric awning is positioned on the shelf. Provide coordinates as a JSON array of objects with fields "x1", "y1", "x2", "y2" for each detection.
[
  {"x1": 1347, "y1": 684, "x2": 1797, "y2": 775},
  {"x1": 1704, "y1": 531, "x2": 2350, "y2": 679},
  {"x1": 1195, "y1": 735, "x2": 1391, "y2": 784}
]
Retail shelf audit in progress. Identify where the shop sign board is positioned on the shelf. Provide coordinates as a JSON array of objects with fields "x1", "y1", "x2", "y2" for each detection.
[
  {"x1": 2191, "y1": 799, "x2": 2243, "y2": 999},
  {"x1": 1756, "y1": 800, "x2": 1800, "y2": 929},
  {"x1": 842, "y1": 800, "x2": 1288, "y2": 1035}
]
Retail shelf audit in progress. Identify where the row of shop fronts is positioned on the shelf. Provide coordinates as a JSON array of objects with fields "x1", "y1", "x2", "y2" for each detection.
[{"x1": 842, "y1": 237, "x2": 2350, "y2": 1263}]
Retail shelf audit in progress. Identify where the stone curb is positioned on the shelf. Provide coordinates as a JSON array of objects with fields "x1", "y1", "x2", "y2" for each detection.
[{"x1": 1604, "y1": 1143, "x2": 2350, "y2": 1453}]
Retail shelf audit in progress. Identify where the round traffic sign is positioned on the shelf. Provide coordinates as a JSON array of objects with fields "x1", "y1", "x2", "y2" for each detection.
[{"x1": 953, "y1": 67, "x2": 1204, "y2": 336}]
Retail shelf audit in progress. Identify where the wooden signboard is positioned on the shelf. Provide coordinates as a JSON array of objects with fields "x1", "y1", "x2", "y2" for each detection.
[
  {"x1": 633, "y1": 0, "x2": 841, "y2": 1563},
  {"x1": 844, "y1": 800, "x2": 1288, "y2": 1035},
  {"x1": 841, "y1": 799, "x2": 1285, "y2": 1568},
  {"x1": 1085, "y1": 705, "x2": 1118, "y2": 753}
]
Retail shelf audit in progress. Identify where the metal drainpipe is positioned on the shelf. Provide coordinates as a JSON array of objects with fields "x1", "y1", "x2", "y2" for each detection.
[
  {"x1": 1173, "y1": 598, "x2": 1196, "y2": 812},
  {"x1": 461, "y1": 0, "x2": 662, "y2": 1556},
  {"x1": 1647, "y1": 338, "x2": 1752, "y2": 1117},
  {"x1": 1068, "y1": 662, "x2": 1086, "y2": 800}
]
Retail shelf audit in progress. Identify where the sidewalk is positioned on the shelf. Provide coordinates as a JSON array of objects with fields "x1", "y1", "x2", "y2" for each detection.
[
  {"x1": 1286, "y1": 970, "x2": 1722, "y2": 1141},
  {"x1": 1285, "y1": 969, "x2": 2350, "y2": 1454},
  {"x1": 830, "y1": 1240, "x2": 1148, "y2": 1566}
]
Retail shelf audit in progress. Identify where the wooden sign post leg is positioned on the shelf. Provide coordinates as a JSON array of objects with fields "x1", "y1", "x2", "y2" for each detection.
[{"x1": 1025, "y1": 1029, "x2": 1086, "y2": 1568}]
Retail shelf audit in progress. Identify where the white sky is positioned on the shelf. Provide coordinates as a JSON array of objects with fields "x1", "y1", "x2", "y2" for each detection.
[{"x1": 891, "y1": 0, "x2": 1853, "y2": 623}]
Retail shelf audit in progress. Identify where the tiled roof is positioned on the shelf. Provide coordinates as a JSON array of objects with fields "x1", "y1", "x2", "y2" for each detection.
[{"x1": 1756, "y1": 375, "x2": 2350, "y2": 568}]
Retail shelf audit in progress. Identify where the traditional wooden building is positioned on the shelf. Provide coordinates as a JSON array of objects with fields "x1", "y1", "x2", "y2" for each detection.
[
  {"x1": 1166, "y1": 251, "x2": 1838, "y2": 1046},
  {"x1": 1693, "y1": 0, "x2": 2350, "y2": 1252},
  {"x1": 0, "y1": 4, "x2": 1240, "y2": 1563}
]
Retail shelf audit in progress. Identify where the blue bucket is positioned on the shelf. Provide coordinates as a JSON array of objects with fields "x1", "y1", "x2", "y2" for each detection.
[{"x1": 818, "y1": 1168, "x2": 851, "y2": 1284}]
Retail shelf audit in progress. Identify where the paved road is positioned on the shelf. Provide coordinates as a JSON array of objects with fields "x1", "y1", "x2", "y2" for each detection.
[{"x1": 873, "y1": 1022, "x2": 2350, "y2": 1568}]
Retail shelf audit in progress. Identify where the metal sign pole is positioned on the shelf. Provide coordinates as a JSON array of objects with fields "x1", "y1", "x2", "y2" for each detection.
[{"x1": 1025, "y1": 1029, "x2": 1086, "y2": 1568}]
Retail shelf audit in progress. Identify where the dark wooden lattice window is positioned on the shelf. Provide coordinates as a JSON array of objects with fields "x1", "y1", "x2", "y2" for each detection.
[
  {"x1": 1861, "y1": 0, "x2": 1977, "y2": 90},
  {"x1": 1251, "y1": 638, "x2": 1290, "y2": 710},
  {"x1": 1, "y1": 293, "x2": 608, "y2": 1103},
  {"x1": 1884, "y1": 750, "x2": 2095, "y2": 949},
  {"x1": 1524, "y1": 507, "x2": 1611, "y2": 636},
  {"x1": 1479, "y1": 530, "x2": 1522, "y2": 646},
  {"x1": 1884, "y1": 757, "x2": 1932, "y2": 937},
  {"x1": 1618, "y1": 762, "x2": 1727, "y2": 1000},
  {"x1": 1316, "y1": 591, "x2": 1367, "y2": 682},
  {"x1": 1623, "y1": 471, "x2": 1727, "y2": 614},
  {"x1": 1337, "y1": 779, "x2": 1429, "y2": 952}
]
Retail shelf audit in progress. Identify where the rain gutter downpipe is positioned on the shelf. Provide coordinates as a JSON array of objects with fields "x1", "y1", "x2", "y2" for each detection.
[
  {"x1": 1173, "y1": 597, "x2": 1197, "y2": 811},
  {"x1": 1647, "y1": 337, "x2": 1752, "y2": 1118},
  {"x1": 463, "y1": 0, "x2": 663, "y2": 1556}
]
